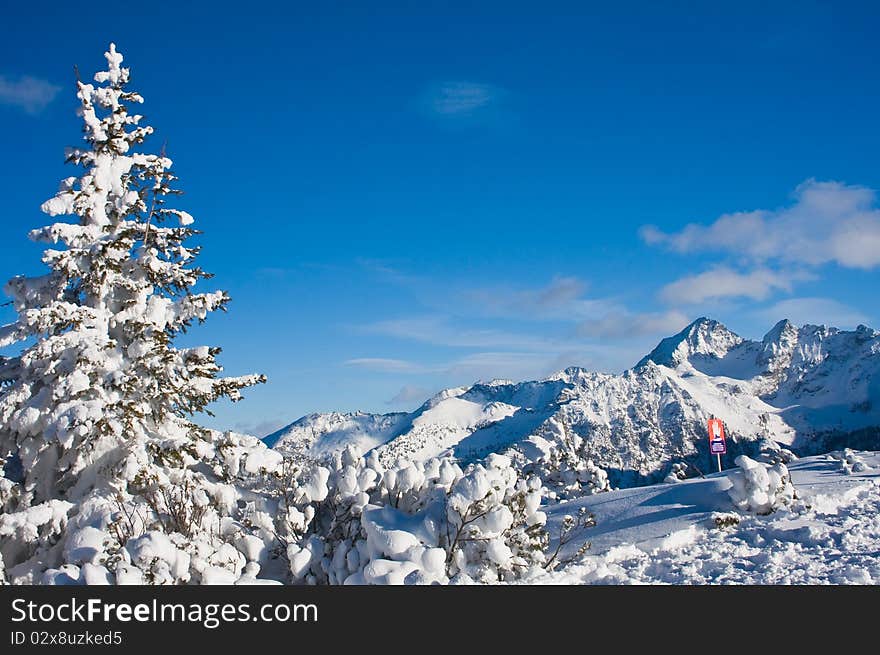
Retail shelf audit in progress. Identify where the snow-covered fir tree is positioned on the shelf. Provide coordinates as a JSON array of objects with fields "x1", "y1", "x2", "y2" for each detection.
[
  {"x1": 0, "y1": 45, "x2": 551, "y2": 586},
  {"x1": 0, "y1": 43, "x2": 265, "y2": 507}
]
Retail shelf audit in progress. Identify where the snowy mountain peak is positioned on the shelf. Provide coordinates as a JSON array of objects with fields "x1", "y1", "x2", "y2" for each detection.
[
  {"x1": 758, "y1": 319, "x2": 799, "y2": 368},
  {"x1": 544, "y1": 366, "x2": 597, "y2": 385},
  {"x1": 268, "y1": 317, "x2": 879, "y2": 487},
  {"x1": 482, "y1": 378, "x2": 515, "y2": 387},
  {"x1": 637, "y1": 317, "x2": 743, "y2": 369},
  {"x1": 762, "y1": 319, "x2": 797, "y2": 345}
]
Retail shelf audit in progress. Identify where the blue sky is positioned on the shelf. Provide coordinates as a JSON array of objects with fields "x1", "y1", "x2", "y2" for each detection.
[{"x1": 2, "y1": 1, "x2": 879, "y2": 435}]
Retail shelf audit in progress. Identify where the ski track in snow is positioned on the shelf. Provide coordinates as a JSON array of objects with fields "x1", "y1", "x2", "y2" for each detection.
[{"x1": 530, "y1": 452, "x2": 880, "y2": 584}]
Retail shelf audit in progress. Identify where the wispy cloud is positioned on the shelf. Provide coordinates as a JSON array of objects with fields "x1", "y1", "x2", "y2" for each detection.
[
  {"x1": 362, "y1": 316, "x2": 566, "y2": 352},
  {"x1": 445, "y1": 351, "x2": 567, "y2": 381},
  {"x1": 659, "y1": 267, "x2": 808, "y2": 305},
  {"x1": 422, "y1": 81, "x2": 503, "y2": 117},
  {"x1": 641, "y1": 179, "x2": 880, "y2": 270},
  {"x1": 577, "y1": 310, "x2": 691, "y2": 339},
  {"x1": 232, "y1": 418, "x2": 288, "y2": 438},
  {"x1": 357, "y1": 266, "x2": 616, "y2": 326},
  {"x1": 386, "y1": 385, "x2": 433, "y2": 407},
  {"x1": 344, "y1": 357, "x2": 424, "y2": 373},
  {"x1": 755, "y1": 297, "x2": 870, "y2": 329},
  {"x1": 0, "y1": 75, "x2": 61, "y2": 114},
  {"x1": 463, "y1": 276, "x2": 617, "y2": 321},
  {"x1": 350, "y1": 273, "x2": 706, "y2": 376}
]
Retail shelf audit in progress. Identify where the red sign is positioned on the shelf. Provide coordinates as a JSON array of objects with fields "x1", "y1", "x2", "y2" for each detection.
[{"x1": 708, "y1": 418, "x2": 727, "y2": 455}]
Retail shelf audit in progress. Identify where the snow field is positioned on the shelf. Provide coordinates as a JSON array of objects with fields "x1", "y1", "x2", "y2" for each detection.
[{"x1": 529, "y1": 452, "x2": 880, "y2": 584}]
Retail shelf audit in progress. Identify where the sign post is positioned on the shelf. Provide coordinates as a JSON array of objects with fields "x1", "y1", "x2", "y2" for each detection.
[{"x1": 707, "y1": 417, "x2": 726, "y2": 472}]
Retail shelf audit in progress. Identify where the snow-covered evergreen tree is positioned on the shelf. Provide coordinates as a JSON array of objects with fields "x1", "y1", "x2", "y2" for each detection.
[
  {"x1": 0, "y1": 45, "x2": 556, "y2": 586},
  {"x1": 0, "y1": 43, "x2": 265, "y2": 507}
]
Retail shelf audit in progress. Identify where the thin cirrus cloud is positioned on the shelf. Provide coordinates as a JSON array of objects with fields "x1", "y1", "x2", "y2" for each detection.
[
  {"x1": 344, "y1": 358, "x2": 424, "y2": 374},
  {"x1": 640, "y1": 179, "x2": 880, "y2": 270},
  {"x1": 462, "y1": 276, "x2": 616, "y2": 322},
  {"x1": 351, "y1": 350, "x2": 602, "y2": 385},
  {"x1": 658, "y1": 267, "x2": 808, "y2": 305},
  {"x1": 346, "y1": 274, "x2": 709, "y2": 386},
  {"x1": 361, "y1": 316, "x2": 563, "y2": 352},
  {"x1": 577, "y1": 310, "x2": 691, "y2": 339},
  {"x1": 232, "y1": 418, "x2": 288, "y2": 439},
  {"x1": 461, "y1": 277, "x2": 692, "y2": 341},
  {"x1": 421, "y1": 81, "x2": 506, "y2": 119},
  {"x1": 755, "y1": 297, "x2": 870, "y2": 329},
  {"x1": 386, "y1": 385, "x2": 433, "y2": 406},
  {"x1": 345, "y1": 350, "x2": 553, "y2": 379},
  {"x1": 357, "y1": 274, "x2": 702, "y2": 351},
  {"x1": 445, "y1": 351, "x2": 568, "y2": 381},
  {"x1": 0, "y1": 75, "x2": 61, "y2": 114}
]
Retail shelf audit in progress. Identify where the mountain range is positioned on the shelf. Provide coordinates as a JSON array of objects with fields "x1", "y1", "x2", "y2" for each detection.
[{"x1": 265, "y1": 318, "x2": 880, "y2": 486}]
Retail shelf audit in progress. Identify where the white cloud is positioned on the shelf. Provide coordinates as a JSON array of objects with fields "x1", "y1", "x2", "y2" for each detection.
[
  {"x1": 344, "y1": 357, "x2": 423, "y2": 373},
  {"x1": 445, "y1": 351, "x2": 567, "y2": 382},
  {"x1": 232, "y1": 419, "x2": 287, "y2": 438},
  {"x1": 578, "y1": 310, "x2": 691, "y2": 339},
  {"x1": 362, "y1": 316, "x2": 563, "y2": 352},
  {"x1": 659, "y1": 267, "x2": 805, "y2": 305},
  {"x1": 526, "y1": 276, "x2": 585, "y2": 307},
  {"x1": 386, "y1": 385, "x2": 432, "y2": 407},
  {"x1": 757, "y1": 297, "x2": 870, "y2": 329},
  {"x1": 422, "y1": 81, "x2": 502, "y2": 117},
  {"x1": 641, "y1": 179, "x2": 880, "y2": 269},
  {"x1": 0, "y1": 75, "x2": 61, "y2": 114},
  {"x1": 462, "y1": 276, "x2": 620, "y2": 322}
]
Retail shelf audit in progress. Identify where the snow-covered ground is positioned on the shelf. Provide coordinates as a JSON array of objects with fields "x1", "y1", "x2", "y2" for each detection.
[{"x1": 530, "y1": 451, "x2": 880, "y2": 584}]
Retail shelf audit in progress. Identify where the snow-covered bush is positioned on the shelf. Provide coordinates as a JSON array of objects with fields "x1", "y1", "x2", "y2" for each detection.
[
  {"x1": 726, "y1": 455, "x2": 795, "y2": 515},
  {"x1": 664, "y1": 462, "x2": 688, "y2": 483},
  {"x1": 830, "y1": 448, "x2": 869, "y2": 475},
  {"x1": 523, "y1": 417, "x2": 610, "y2": 500},
  {"x1": 543, "y1": 507, "x2": 596, "y2": 571},
  {"x1": 756, "y1": 439, "x2": 798, "y2": 465},
  {"x1": 274, "y1": 447, "x2": 548, "y2": 584},
  {"x1": 710, "y1": 511, "x2": 741, "y2": 529},
  {"x1": 1, "y1": 428, "x2": 291, "y2": 585}
]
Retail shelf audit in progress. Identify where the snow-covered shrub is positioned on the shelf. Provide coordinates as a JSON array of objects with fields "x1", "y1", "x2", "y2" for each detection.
[
  {"x1": 0, "y1": 474, "x2": 21, "y2": 513},
  {"x1": 664, "y1": 462, "x2": 688, "y2": 483},
  {"x1": 274, "y1": 447, "x2": 548, "y2": 584},
  {"x1": 756, "y1": 439, "x2": 798, "y2": 465},
  {"x1": 444, "y1": 454, "x2": 548, "y2": 583},
  {"x1": 543, "y1": 507, "x2": 596, "y2": 571},
  {"x1": 0, "y1": 427, "x2": 290, "y2": 585},
  {"x1": 830, "y1": 449, "x2": 869, "y2": 475},
  {"x1": 726, "y1": 455, "x2": 795, "y2": 515},
  {"x1": 0, "y1": 500, "x2": 73, "y2": 583},
  {"x1": 710, "y1": 512, "x2": 741, "y2": 529},
  {"x1": 523, "y1": 417, "x2": 611, "y2": 500}
]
